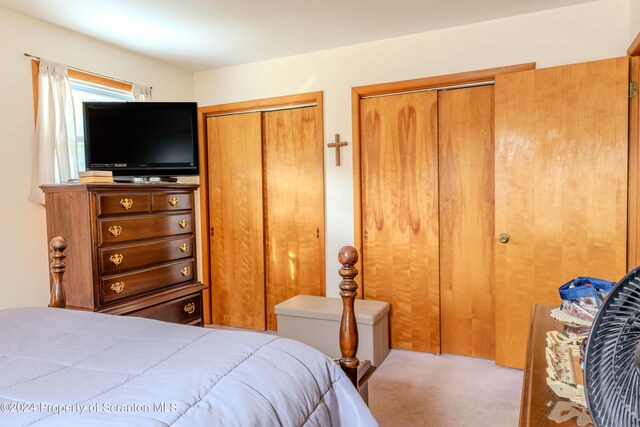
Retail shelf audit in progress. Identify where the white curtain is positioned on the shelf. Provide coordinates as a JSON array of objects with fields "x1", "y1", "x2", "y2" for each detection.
[
  {"x1": 132, "y1": 84, "x2": 152, "y2": 102},
  {"x1": 30, "y1": 59, "x2": 78, "y2": 205}
]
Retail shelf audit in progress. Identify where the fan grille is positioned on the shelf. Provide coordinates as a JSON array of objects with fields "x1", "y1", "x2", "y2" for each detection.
[{"x1": 585, "y1": 269, "x2": 640, "y2": 427}]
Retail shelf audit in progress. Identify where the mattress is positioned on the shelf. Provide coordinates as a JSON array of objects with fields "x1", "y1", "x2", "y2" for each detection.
[{"x1": 0, "y1": 307, "x2": 378, "y2": 426}]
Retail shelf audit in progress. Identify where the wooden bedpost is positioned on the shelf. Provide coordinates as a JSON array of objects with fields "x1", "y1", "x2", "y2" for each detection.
[
  {"x1": 49, "y1": 236, "x2": 67, "y2": 308},
  {"x1": 338, "y1": 245, "x2": 360, "y2": 388}
]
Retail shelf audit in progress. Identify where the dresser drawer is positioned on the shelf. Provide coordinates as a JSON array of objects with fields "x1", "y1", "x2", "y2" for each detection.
[
  {"x1": 98, "y1": 213, "x2": 194, "y2": 244},
  {"x1": 152, "y1": 192, "x2": 193, "y2": 212},
  {"x1": 99, "y1": 236, "x2": 194, "y2": 274},
  {"x1": 97, "y1": 193, "x2": 151, "y2": 216},
  {"x1": 129, "y1": 293, "x2": 202, "y2": 325},
  {"x1": 100, "y1": 259, "x2": 195, "y2": 304}
]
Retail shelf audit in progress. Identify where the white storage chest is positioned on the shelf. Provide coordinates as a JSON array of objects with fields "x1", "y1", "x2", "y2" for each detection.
[{"x1": 275, "y1": 295, "x2": 390, "y2": 366}]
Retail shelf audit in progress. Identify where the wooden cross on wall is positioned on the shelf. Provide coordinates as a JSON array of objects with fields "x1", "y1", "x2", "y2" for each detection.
[{"x1": 328, "y1": 134, "x2": 348, "y2": 166}]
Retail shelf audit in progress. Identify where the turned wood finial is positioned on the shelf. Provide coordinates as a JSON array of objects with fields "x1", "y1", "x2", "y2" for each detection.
[
  {"x1": 338, "y1": 245, "x2": 359, "y2": 387},
  {"x1": 49, "y1": 236, "x2": 67, "y2": 308}
]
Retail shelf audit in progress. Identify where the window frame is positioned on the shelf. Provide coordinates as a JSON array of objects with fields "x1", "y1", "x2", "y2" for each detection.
[
  {"x1": 30, "y1": 60, "x2": 133, "y2": 125},
  {"x1": 30, "y1": 60, "x2": 136, "y2": 172}
]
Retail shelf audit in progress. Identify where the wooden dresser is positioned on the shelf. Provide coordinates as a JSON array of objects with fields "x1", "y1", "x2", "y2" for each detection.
[
  {"x1": 41, "y1": 183, "x2": 206, "y2": 326},
  {"x1": 519, "y1": 305, "x2": 592, "y2": 426}
]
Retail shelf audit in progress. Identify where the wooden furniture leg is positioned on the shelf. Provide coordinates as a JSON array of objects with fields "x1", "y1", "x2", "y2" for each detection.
[
  {"x1": 49, "y1": 236, "x2": 67, "y2": 309},
  {"x1": 338, "y1": 246, "x2": 360, "y2": 386},
  {"x1": 338, "y1": 245, "x2": 376, "y2": 398}
]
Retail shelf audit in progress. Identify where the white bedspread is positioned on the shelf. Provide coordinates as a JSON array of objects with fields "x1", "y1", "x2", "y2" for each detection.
[{"x1": 0, "y1": 307, "x2": 378, "y2": 426}]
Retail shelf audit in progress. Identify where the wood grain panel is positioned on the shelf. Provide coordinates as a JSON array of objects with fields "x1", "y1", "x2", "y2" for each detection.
[
  {"x1": 494, "y1": 57, "x2": 629, "y2": 368},
  {"x1": 353, "y1": 63, "x2": 535, "y2": 98},
  {"x1": 352, "y1": 64, "x2": 536, "y2": 296},
  {"x1": 629, "y1": 56, "x2": 640, "y2": 270},
  {"x1": 360, "y1": 91, "x2": 440, "y2": 353},
  {"x1": 100, "y1": 260, "x2": 194, "y2": 304},
  {"x1": 97, "y1": 193, "x2": 150, "y2": 216},
  {"x1": 151, "y1": 192, "x2": 193, "y2": 212},
  {"x1": 208, "y1": 113, "x2": 266, "y2": 330},
  {"x1": 99, "y1": 236, "x2": 194, "y2": 274},
  {"x1": 98, "y1": 213, "x2": 193, "y2": 245},
  {"x1": 263, "y1": 107, "x2": 325, "y2": 330},
  {"x1": 129, "y1": 292, "x2": 202, "y2": 325},
  {"x1": 438, "y1": 86, "x2": 495, "y2": 359},
  {"x1": 43, "y1": 188, "x2": 95, "y2": 310}
]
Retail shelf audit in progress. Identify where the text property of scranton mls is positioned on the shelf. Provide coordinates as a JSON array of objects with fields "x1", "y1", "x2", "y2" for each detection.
[{"x1": 0, "y1": 402, "x2": 180, "y2": 414}]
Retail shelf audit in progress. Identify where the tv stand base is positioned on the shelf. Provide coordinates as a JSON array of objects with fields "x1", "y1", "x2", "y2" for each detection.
[{"x1": 113, "y1": 176, "x2": 179, "y2": 183}]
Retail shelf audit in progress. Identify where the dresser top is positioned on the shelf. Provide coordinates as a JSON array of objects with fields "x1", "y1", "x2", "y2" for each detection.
[{"x1": 40, "y1": 182, "x2": 199, "y2": 193}]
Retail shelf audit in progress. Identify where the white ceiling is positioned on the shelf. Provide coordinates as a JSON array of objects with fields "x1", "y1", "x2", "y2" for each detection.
[{"x1": 1, "y1": 0, "x2": 594, "y2": 71}]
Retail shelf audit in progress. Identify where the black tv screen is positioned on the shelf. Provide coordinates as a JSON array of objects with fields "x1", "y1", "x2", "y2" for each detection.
[{"x1": 83, "y1": 102, "x2": 199, "y2": 177}]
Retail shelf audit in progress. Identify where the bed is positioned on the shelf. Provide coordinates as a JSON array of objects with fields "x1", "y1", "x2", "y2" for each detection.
[{"x1": 0, "y1": 238, "x2": 377, "y2": 426}]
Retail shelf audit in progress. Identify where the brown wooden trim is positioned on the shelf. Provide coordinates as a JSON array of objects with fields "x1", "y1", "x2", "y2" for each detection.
[
  {"x1": 352, "y1": 62, "x2": 536, "y2": 98},
  {"x1": 31, "y1": 59, "x2": 39, "y2": 127},
  {"x1": 351, "y1": 63, "x2": 536, "y2": 290},
  {"x1": 197, "y1": 109, "x2": 212, "y2": 325},
  {"x1": 198, "y1": 91, "x2": 326, "y2": 325},
  {"x1": 629, "y1": 56, "x2": 640, "y2": 270},
  {"x1": 315, "y1": 93, "x2": 327, "y2": 294},
  {"x1": 68, "y1": 69, "x2": 133, "y2": 92},
  {"x1": 351, "y1": 88, "x2": 364, "y2": 296},
  {"x1": 629, "y1": 32, "x2": 640, "y2": 56},
  {"x1": 198, "y1": 91, "x2": 323, "y2": 116}
]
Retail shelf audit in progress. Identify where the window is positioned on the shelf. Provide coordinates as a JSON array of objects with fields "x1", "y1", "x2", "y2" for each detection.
[{"x1": 69, "y1": 79, "x2": 133, "y2": 171}]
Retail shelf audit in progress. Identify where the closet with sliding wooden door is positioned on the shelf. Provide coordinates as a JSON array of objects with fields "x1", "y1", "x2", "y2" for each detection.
[
  {"x1": 356, "y1": 57, "x2": 629, "y2": 367},
  {"x1": 204, "y1": 95, "x2": 325, "y2": 331},
  {"x1": 207, "y1": 112, "x2": 266, "y2": 330},
  {"x1": 360, "y1": 84, "x2": 495, "y2": 357}
]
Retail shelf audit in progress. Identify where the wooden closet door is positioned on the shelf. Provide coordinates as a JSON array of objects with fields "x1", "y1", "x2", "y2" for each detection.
[
  {"x1": 263, "y1": 107, "x2": 325, "y2": 330},
  {"x1": 438, "y1": 86, "x2": 495, "y2": 359},
  {"x1": 361, "y1": 91, "x2": 440, "y2": 353},
  {"x1": 208, "y1": 113, "x2": 266, "y2": 330},
  {"x1": 629, "y1": 56, "x2": 640, "y2": 270},
  {"x1": 494, "y1": 57, "x2": 629, "y2": 368}
]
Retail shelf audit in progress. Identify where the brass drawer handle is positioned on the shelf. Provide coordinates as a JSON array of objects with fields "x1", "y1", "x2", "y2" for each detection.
[
  {"x1": 168, "y1": 197, "x2": 179, "y2": 207},
  {"x1": 109, "y1": 253, "x2": 124, "y2": 265},
  {"x1": 180, "y1": 267, "x2": 191, "y2": 277},
  {"x1": 111, "y1": 282, "x2": 125, "y2": 294},
  {"x1": 183, "y1": 302, "x2": 196, "y2": 315},
  {"x1": 179, "y1": 243, "x2": 190, "y2": 253},
  {"x1": 120, "y1": 198, "x2": 133, "y2": 210},
  {"x1": 108, "y1": 225, "x2": 122, "y2": 237},
  {"x1": 178, "y1": 219, "x2": 188, "y2": 229}
]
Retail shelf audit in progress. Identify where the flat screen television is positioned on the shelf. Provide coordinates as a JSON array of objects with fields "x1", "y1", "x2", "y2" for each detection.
[{"x1": 83, "y1": 102, "x2": 199, "y2": 180}]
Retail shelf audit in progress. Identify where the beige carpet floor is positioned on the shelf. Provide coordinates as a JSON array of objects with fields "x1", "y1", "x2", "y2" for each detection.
[{"x1": 368, "y1": 350, "x2": 523, "y2": 426}]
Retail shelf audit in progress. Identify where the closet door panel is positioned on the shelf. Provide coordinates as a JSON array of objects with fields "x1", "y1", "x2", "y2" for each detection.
[
  {"x1": 438, "y1": 86, "x2": 495, "y2": 359},
  {"x1": 629, "y1": 56, "x2": 640, "y2": 270},
  {"x1": 494, "y1": 57, "x2": 628, "y2": 368},
  {"x1": 208, "y1": 113, "x2": 266, "y2": 330},
  {"x1": 361, "y1": 91, "x2": 440, "y2": 353},
  {"x1": 263, "y1": 107, "x2": 325, "y2": 330}
]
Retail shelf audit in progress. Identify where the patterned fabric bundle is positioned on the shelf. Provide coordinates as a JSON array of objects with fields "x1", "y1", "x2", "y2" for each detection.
[{"x1": 545, "y1": 277, "x2": 615, "y2": 406}]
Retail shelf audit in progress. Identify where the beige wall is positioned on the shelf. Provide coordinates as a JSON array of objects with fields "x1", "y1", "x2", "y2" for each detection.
[
  {"x1": 2, "y1": 0, "x2": 632, "y2": 309},
  {"x1": 632, "y1": 0, "x2": 640, "y2": 43},
  {"x1": 194, "y1": 0, "x2": 629, "y2": 297},
  {"x1": 0, "y1": 6, "x2": 194, "y2": 309}
]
